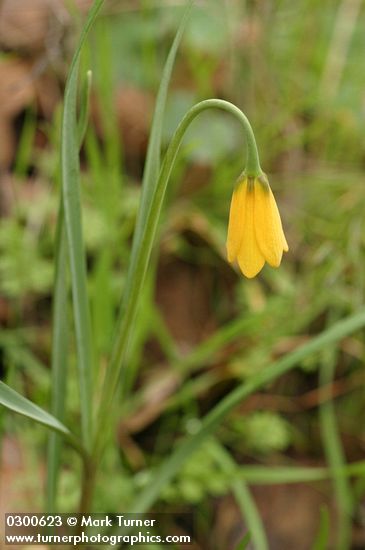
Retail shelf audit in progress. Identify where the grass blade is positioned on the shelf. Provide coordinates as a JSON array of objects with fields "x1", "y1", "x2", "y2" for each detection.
[
  {"x1": 234, "y1": 533, "x2": 251, "y2": 550},
  {"x1": 0, "y1": 381, "x2": 70, "y2": 437},
  {"x1": 129, "y1": 309, "x2": 365, "y2": 512},
  {"x1": 94, "y1": 0, "x2": 193, "y2": 453},
  {"x1": 14, "y1": 108, "x2": 36, "y2": 178},
  {"x1": 46, "y1": 202, "x2": 69, "y2": 512},
  {"x1": 114, "y1": 0, "x2": 194, "y2": 398},
  {"x1": 61, "y1": 0, "x2": 104, "y2": 450},
  {"x1": 211, "y1": 439, "x2": 268, "y2": 550},
  {"x1": 312, "y1": 506, "x2": 330, "y2": 550},
  {"x1": 134, "y1": 0, "x2": 194, "y2": 245},
  {"x1": 77, "y1": 70, "x2": 93, "y2": 147},
  {"x1": 236, "y1": 460, "x2": 365, "y2": 484},
  {"x1": 319, "y1": 336, "x2": 353, "y2": 549},
  {"x1": 47, "y1": 53, "x2": 94, "y2": 511}
]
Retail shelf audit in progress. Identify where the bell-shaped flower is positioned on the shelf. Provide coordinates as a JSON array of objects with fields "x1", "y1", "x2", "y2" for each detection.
[{"x1": 227, "y1": 173, "x2": 288, "y2": 278}]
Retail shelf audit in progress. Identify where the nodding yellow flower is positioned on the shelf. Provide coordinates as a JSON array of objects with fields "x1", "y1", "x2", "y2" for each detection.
[{"x1": 226, "y1": 173, "x2": 288, "y2": 278}]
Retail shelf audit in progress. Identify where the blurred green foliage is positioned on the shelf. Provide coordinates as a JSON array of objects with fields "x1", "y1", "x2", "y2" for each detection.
[
  {"x1": 230, "y1": 411, "x2": 291, "y2": 455},
  {"x1": 1, "y1": 0, "x2": 365, "y2": 547}
]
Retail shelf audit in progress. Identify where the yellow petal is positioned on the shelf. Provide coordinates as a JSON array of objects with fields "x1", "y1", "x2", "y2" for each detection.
[
  {"x1": 282, "y1": 231, "x2": 289, "y2": 252},
  {"x1": 237, "y1": 182, "x2": 265, "y2": 278},
  {"x1": 254, "y1": 181, "x2": 288, "y2": 267},
  {"x1": 226, "y1": 180, "x2": 247, "y2": 263}
]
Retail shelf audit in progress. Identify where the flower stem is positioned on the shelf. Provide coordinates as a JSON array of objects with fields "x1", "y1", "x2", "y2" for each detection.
[
  {"x1": 92, "y1": 99, "x2": 262, "y2": 464},
  {"x1": 78, "y1": 458, "x2": 97, "y2": 514}
]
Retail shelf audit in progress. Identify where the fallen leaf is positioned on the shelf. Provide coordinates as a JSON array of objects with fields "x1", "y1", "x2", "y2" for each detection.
[
  {"x1": 0, "y1": 59, "x2": 35, "y2": 118},
  {"x1": 0, "y1": 0, "x2": 94, "y2": 52}
]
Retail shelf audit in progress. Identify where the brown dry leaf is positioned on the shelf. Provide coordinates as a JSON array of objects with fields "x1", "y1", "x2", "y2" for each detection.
[
  {"x1": 34, "y1": 71, "x2": 61, "y2": 118},
  {"x1": 0, "y1": 59, "x2": 36, "y2": 168},
  {"x1": 214, "y1": 482, "x2": 336, "y2": 550},
  {"x1": 0, "y1": 437, "x2": 44, "y2": 550},
  {"x1": 89, "y1": 86, "x2": 153, "y2": 175},
  {"x1": 117, "y1": 429, "x2": 146, "y2": 470},
  {"x1": 120, "y1": 370, "x2": 181, "y2": 434},
  {"x1": 0, "y1": 173, "x2": 16, "y2": 215},
  {"x1": 0, "y1": 0, "x2": 94, "y2": 52},
  {"x1": 164, "y1": 202, "x2": 226, "y2": 260},
  {"x1": 0, "y1": 59, "x2": 35, "y2": 118},
  {"x1": 0, "y1": 0, "x2": 54, "y2": 52},
  {"x1": 180, "y1": 164, "x2": 211, "y2": 195},
  {"x1": 0, "y1": 117, "x2": 15, "y2": 170},
  {"x1": 253, "y1": 482, "x2": 336, "y2": 550},
  {"x1": 156, "y1": 260, "x2": 215, "y2": 352},
  {"x1": 0, "y1": 296, "x2": 11, "y2": 324},
  {"x1": 115, "y1": 86, "x2": 153, "y2": 159},
  {"x1": 0, "y1": 173, "x2": 49, "y2": 215},
  {"x1": 234, "y1": 16, "x2": 263, "y2": 49}
]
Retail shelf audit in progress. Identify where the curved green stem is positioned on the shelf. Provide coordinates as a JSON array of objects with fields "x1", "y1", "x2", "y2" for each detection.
[{"x1": 93, "y1": 99, "x2": 262, "y2": 459}]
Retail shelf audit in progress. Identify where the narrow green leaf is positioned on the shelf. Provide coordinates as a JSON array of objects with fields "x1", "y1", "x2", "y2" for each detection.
[
  {"x1": 134, "y1": 0, "x2": 194, "y2": 245},
  {"x1": 14, "y1": 108, "x2": 36, "y2": 178},
  {"x1": 312, "y1": 506, "x2": 330, "y2": 550},
  {"x1": 319, "y1": 325, "x2": 353, "y2": 550},
  {"x1": 61, "y1": 0, "x2": 104, "y2": 450},
  {"x1": 94, "y1": 0, "x2": 193, "y2": 454},
  {"x1": 0, "y1": 333, "x2": 47, "y2": 376},
  {"x1": 236, "y1": 461, "x2": 365, "y2": 484},
  {"x1": 234, "y1": 532, "x2": 251, "y2": 550},
  {"x1": 112, "y1": 1, "x2": 194, "y2": 403},
  {"x1": 0, "y1": 381, "x2": 70, "y2": 437},
  {"x1": 129, "y1": 309, "x2": 365, "y2": 512},
  {"x1": 78, "y1": 70, "x2": 93, "y2": 147},
  {"x1": 47, "y1": 201, "x2": 69, "y2": 513},
  {"x1": 237, "y1": 465, "x2": 328, "y2": 484},
  {"x1": 211, "y1": 440, "x2": 268, "y2": 550}
]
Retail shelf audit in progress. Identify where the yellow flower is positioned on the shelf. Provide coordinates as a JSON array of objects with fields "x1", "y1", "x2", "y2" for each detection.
[{"x1": 226, "y1": 174, "x2": 288, "y2": 278}]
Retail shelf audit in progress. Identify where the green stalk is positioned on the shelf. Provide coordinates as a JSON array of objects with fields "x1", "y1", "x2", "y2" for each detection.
[{"x1": 94, "y1": 99, "x2": 262, "y2": 458}]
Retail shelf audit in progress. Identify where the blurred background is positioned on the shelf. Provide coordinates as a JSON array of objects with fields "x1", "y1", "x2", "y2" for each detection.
[{"x1": 1, "y1": 0, "x2": 365, "y2": 548}]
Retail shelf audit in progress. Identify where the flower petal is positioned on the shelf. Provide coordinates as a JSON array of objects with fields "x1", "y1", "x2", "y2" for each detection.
[
  {"x1": 237, "y1": 183, "x2": 265, "y2": 278},
  {"x1": 226, "y1": 180, "x2": 247, "y2": 263},
  {"x1": 254, "y1": 182, "x2": 288, "y2": 267},
  {"x1": 282, "y1": 231, "x2": 289, "y2": 252}
]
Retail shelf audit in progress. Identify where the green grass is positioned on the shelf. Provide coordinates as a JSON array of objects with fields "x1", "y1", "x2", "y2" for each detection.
[{"x1": 1, "y1": 0, "x2": 365, "y2": 548}]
